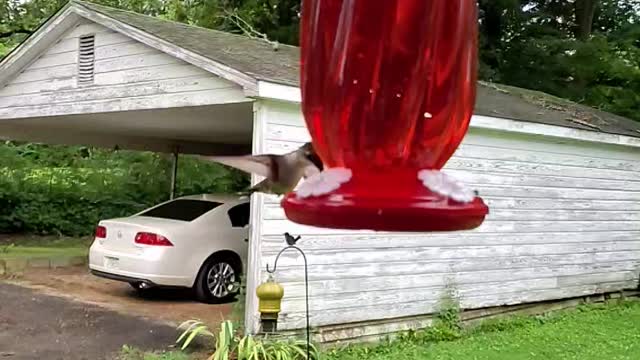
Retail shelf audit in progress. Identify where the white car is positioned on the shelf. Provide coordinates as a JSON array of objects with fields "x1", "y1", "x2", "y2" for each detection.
[{"x1": 88, "y1": 194, "x2": 250, "y2": 304}]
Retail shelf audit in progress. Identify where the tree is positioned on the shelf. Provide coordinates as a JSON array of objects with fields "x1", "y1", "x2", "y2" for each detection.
[
  {"x1": 477, "y1": 0, "x2": 640, "y2": 121},
  {"x1": 575, "y1": 0, "x2": 599, "y2": 39}
]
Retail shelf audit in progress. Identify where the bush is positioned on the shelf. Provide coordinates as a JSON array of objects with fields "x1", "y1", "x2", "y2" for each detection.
[{"x1": 0, "y1": 142, "x2": 249, "y2": 236}]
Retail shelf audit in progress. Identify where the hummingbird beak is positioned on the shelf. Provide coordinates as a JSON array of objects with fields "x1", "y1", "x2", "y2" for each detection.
[{"x1": 302, "y1": 143, "x2": 324, "y2": 171}]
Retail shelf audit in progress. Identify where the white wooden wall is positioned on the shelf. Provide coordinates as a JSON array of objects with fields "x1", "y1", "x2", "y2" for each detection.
[
  {"x1": 0, "y1": 21, "x2": 246, "y2": 119},
  {"x1": 248, "y1": 100, "x2": 640, "y2": 342}
]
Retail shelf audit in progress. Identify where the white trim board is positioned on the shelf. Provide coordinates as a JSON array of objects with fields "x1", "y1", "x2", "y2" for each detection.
[
  {"x1": 255, "y1": 81, "x2": 640, "y2": 149},
  {"x1": 244, "y1": 101, "x2": 267, "y2": 335}
]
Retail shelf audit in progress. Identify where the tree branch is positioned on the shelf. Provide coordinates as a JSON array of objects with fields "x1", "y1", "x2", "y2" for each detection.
[
  {"x1": 222, "y1": 10, "x2": 279, "y2": 51},
  {"x1": 0, "y1": 28, "x2": 32, "y2": 39}
]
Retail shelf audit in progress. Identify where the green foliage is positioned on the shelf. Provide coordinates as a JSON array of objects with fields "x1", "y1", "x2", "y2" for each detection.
[
  {"x1": 0, "y1": 243, "x2": 14, "y2": 253},
  {"x1": 478, "y1": 0, "x2": 640, "y2": 122},
  {"x1": 230, "y1": 273, "x2": 247, "y2": 329},
  {"x1": 119, "y1": 345, "x2": 191, "y2": 360},
  {"x1": 326, "y1": 299, "x2": 640, "y2": 360},
  {"x1": 324, "y1": 288, "x2": 464, "y2": 360},
  {"x1": 0, "y1": 245, "x2": 86, "y2": 259},
  {"x1": 176, "y1": 319, "x2": 319, "y2": 360},
  {"x1": 0, "y1": 142, "x2": 249, "y2": 236},
  {"x1": 177, "y1": 320, "x2": 216, "y2": 351}
]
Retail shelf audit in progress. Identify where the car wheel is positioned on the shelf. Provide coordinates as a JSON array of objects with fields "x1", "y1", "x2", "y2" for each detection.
[{"x1": 195, "y1": 255, "x2": 241, "y2": 304}]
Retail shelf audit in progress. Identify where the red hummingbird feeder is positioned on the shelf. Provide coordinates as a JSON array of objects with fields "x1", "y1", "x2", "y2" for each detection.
[{"x1": 281, "y1": 0, "x2": 489, "y2": 232}]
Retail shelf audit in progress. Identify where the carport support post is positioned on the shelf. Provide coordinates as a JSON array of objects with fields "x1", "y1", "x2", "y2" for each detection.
[{"x1": 170, "y1": 148, "x2": 179, "y2": 199}]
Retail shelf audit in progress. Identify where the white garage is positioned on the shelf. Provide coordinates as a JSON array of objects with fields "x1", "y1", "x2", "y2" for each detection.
[{"x1": 1, "y1": 0, "x2": 639, "y2": 344}]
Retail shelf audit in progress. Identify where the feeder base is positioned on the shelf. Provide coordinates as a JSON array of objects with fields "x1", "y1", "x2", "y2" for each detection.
[{"x1": 281, "y1": 169, "x2": 489, "y2": 232}]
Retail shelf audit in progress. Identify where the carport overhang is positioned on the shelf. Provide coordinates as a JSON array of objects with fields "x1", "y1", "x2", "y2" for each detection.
[
  {"x1": 0, "y1": 103, "x2": 255, "y2": 156},
  {"x1": 0, "y1": 1, "x2": 277, "y2": 156}
]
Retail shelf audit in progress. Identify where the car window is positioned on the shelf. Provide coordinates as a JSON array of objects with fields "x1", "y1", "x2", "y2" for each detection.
[
  {"x1": 139, "y1": 199, "x2": 222, "y2": 221},
  {"x1": 228, "y1": 202, "x2": 250, "y2": 228}
]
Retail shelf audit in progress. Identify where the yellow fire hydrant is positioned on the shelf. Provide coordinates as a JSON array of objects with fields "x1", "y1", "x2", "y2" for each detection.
[{"x1": 255, "y1": 274, "x2": 284, "y2": 333}]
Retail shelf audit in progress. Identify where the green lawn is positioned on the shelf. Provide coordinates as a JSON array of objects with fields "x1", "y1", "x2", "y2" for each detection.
[
  {"x1": 0, "y1": 234, "x2": 92, "y2": 248},
  {"x1": 0, "y1": 245, "x2": 87, "y2": 259},
  {"x1": 0, "y1": 235, "x2": 89, "y2": 260},
  {"x1": 119, "y1": 300, "x2": 640, "y2": 360},
  {"x1": 327, "y1": 300, "x2": 640, "y2": 360}
]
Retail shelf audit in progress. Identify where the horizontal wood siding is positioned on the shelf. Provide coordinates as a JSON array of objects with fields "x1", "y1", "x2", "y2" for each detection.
[
  {"x1": 256, "y1": 101, "x2": 640, "y2": 337},
  {"x1": 0, "y1": 21, "x2": 247, "y2": 119}
]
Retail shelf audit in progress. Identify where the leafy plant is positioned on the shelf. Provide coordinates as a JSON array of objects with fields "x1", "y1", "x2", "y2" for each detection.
[
  {"x1": 212, "y1": 320, "x2": 235, "y2": 360},
  {"x1": 176, "y1": 320, "x2": 215, "y2": 351},
  {"x1": 176, "y1": 319, "x2": 319, "y2": 360},
  {"x1": 415, "y1": 283, "x2": 464, "y2": 343}
]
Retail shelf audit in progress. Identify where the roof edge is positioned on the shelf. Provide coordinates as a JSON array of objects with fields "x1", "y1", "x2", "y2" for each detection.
[
  {"x1": 0, "y1": 3, "x2": 77, "y2": 88},
  {"x1": 256, "y1": 80, "x2": 301, "y2": 102},
  {"x1": 0, "y1": 0, "x2": 260, "y2": 95},
  {"x1": 256, "y1": 80, "x2": 640, "y2": 148},
  {"x1": 71, "y1": 1, "x2": 259, "y2": 95},
  {"x1": 472, "y1": 115, "x2": 640, "y2": 149}
]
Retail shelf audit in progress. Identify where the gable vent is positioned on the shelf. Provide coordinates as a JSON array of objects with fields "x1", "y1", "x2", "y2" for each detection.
[{"x1": 77, "y1": 34, "x2": 96, "y2": 86}]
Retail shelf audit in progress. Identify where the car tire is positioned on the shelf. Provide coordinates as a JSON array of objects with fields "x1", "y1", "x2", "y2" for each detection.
[{"x1": 194, "y1": 254, "x2": 242, "y2": 304}]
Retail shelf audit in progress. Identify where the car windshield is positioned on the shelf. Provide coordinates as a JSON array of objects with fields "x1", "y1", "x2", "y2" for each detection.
[{"x1": 138, "y1": 199, "x2": 222, "y2": 221}]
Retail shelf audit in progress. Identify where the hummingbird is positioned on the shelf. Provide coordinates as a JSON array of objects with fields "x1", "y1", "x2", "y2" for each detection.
[{"x1": 201, "y1": 142, "x2": 324, "y2": 195}]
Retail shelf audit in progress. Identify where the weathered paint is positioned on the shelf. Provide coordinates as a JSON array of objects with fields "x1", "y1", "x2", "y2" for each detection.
[
  {"x1": 0, "y1": 21, "x2": 248, "y2": 119},
  {"x1": 246, "y1": 99, "x2": 640, "y2": 341}
]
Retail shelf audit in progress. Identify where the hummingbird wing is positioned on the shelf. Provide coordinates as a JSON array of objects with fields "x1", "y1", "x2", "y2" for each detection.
[{"x1": 202, "y1": 155, "x2": 275, "y2": 179}]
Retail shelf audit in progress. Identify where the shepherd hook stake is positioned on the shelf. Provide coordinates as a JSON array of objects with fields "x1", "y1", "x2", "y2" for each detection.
[{"x1": 266, "y1": 232, "x2": 311, "y2": 359}]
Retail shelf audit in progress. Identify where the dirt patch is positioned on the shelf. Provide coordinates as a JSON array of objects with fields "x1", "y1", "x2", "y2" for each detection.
[{"x1": 9, "y1": 266, "x2": 233, "y2": 329}]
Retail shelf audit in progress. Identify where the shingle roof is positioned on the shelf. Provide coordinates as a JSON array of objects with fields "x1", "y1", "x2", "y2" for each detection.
[
  {"x1": 475, "y1": 82, "x2": 640, "y2": 138},
  {"x1": 77, "y1": 0, "x2": 300, "y2": 86},
  {"x1": 77, "y1": 1, "x2": 640, "y2": 138}
]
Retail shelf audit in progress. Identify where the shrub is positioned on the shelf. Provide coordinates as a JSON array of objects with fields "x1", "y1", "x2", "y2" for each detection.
[{"x1": 0, "y1": 142, "x2": 249, "y2": 236}]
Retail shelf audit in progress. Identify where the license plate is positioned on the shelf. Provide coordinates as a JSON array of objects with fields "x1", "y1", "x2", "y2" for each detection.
[{"x1": 104, "y1": 256, "x2": 119, "y2": 270}]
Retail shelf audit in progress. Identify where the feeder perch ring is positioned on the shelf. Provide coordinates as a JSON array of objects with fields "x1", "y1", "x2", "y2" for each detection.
[
  {"x1": 418, "y1": 170, "x2": 475, "y2": 203},
  {"x1": 296, "y1": 168, "x2": 353, "y2": 199}
]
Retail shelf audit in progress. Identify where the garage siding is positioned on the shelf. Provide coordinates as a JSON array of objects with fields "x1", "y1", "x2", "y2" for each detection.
[
  {"x1": 250, "y1": 100, "x2": 640, "y2": 342},
  {"x1": 0, "y1": 21, "x2": 246, "y2": 119}
]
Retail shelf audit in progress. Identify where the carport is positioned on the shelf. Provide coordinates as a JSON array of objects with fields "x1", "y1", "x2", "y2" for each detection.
[
  {"x1": 0, "y1": 104, "x2": 255, "y2": 197},
  {"x1": 0, "y1": 0, "x2": 293, "y2": 333},
  {"x1": 0, "y1": 0, "x2": 301, "y2": 196}
]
